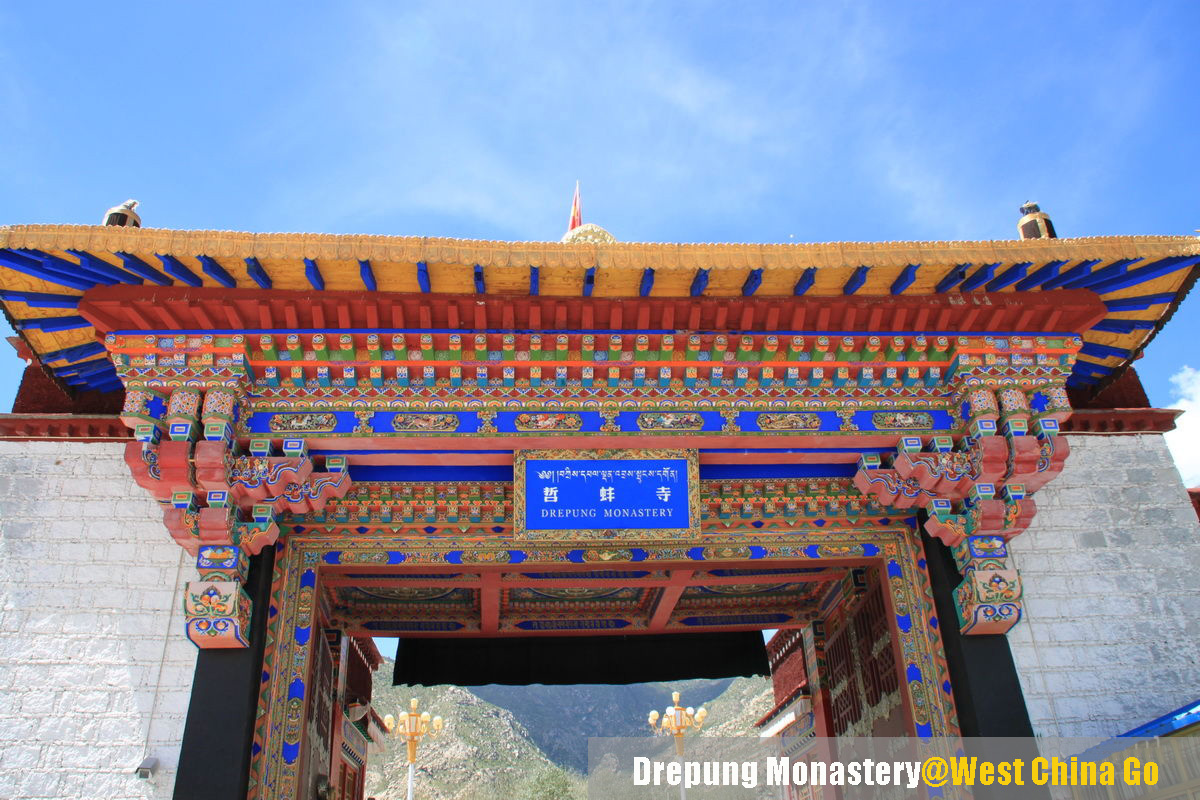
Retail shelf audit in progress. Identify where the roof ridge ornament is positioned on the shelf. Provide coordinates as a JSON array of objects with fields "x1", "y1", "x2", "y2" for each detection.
[
  {"x1": 103, "y1": 199, "x2": 141, "y2": 228},
  {"x1": 1018, "y1": 201, "x2": 1056, "y2": 240}
]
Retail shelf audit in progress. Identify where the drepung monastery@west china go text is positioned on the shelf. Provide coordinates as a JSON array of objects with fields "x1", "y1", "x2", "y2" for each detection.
[{"x1": 0, "y1": 197, "x2": 1199, "y2": 799}]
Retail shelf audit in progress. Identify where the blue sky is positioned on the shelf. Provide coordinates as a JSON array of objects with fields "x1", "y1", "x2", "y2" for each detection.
[{"x1": 1, "y1": 1, "x2": 1198, "y2": 478}]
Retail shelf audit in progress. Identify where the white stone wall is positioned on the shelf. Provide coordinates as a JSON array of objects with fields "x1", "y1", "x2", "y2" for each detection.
[
  {"x1": 0, "y1": 441, "x2": 196, "y2": 800},
  {"x1": 1008, "y1": 433, "x2": 1200, "y2": 739}
]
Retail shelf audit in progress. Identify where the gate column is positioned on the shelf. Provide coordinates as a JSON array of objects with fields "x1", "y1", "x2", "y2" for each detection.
[{"x1": 174, "y1": 547, "x2": 276, "y2": 800}]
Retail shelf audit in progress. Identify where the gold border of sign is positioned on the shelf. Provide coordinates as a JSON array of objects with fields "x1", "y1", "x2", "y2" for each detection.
[{"x1": 513, "y1": 449, "x2": 701, "y2": 540}]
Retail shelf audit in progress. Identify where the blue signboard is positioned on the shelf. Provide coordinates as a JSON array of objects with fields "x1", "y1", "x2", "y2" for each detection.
[{"x1": 522, "y1": 456, "x2": 692, "y2": 531}]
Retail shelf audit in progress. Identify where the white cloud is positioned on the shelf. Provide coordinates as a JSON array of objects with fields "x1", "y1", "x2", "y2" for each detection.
[{"x1": 1164, "y1": 366, "x2": 1200, "y2": 487}]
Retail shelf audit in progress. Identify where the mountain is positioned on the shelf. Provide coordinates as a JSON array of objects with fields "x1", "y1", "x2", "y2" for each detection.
[{"x1": 365, "y1": 663, "x2": 775, "y2": 799}]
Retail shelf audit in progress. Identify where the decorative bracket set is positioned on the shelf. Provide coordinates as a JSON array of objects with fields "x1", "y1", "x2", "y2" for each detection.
[
  {"x1": 119, "y1": 382, "x2": 351, "y2": 647},
  {"x1": 854, "y1": 380, "x2": 1072, "y2": 634}
]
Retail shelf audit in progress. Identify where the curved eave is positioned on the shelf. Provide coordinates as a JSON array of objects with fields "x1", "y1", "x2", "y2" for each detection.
[{"x1": 2, "y1": 224, "x2": 1197, "y2": 393}]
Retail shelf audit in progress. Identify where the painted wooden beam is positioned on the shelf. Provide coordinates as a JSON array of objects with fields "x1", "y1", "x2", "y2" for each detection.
[
  {"x1": 116, "y1": 252, "x2": 173, "y2": 285},
  {"x1": 742, "y1": 268, "x2": 763, "y2": 296},
  {"x1": 480, "y1": 572, "x2": 501, "y2": 634},
  {"x1": 1103, "y1": 292, "x2": 1175, "y2": 311},
  {"x1": 473, "y1": 264, "x2": 485, "y2": 294},
  {"x1": 640, "y1": 268, "x2": 655, "y2": 297},
  {"x1": 156, "y1": 254, "x2": 204, "y2": 287},
  {"x1": 649, "y1": 570, "x2": 695, "y2": 631},
  {"x1": 1087, "y1": 255, "x2": 1200, "y2": 294},
  {"x1": 67, "y1": 250, "x2": 144, "y2": 285},
  {"x1": 959, "y1": 262, "x2": 999, "y2": 292},
  {"x1": 842, "y1": 266, "x2": 869, "y2": 295},
  {"x1": 985, "y1": 262, "x2": 1030, "y2": 292},
  {"x1": 1014, "y1": 260, "x2": 1067, "y2": 291},
  {"x1": 1041, "y1": 259, "x2": 1101, "y2": 290},
  {"x1": 583, "y1": 266, "x2": 596, "y2": 297},
  {"x1": 690, "y1": 268, "x2": 710, "y2": 297},
  {"x1": 529, "y1": 265, "x2": 540, "y2": 296},
  {"x1": 197, "y1": 255, "x2": 237, "y2": 288},
  {"x1": 0, "y1": 290, "x2": 80, "y2": 308},
  {"x1": 358, "y1": 259, "x2": 377, "y2": 291},
  {"x1": 793, "y1": 267, "x2": 816, "y2": 296},
  {"x1": 304, "y1": 258, "x2": 326, "y2": 290},
  {"x1": 935, "y1": 264, "x2": 971, "y2": 293},
  {"x1": 889, "y1": 264, "x2": 920, "y2": 295},
  {"x1": 244, "y1": 257, "x2": 272, "y2": 289},
  {"x1": 15, "y1": 315, "x2": 91, "y2": 332},
  {"x1": 0, "y1": 249, "x2": 96, "y2": 291}
]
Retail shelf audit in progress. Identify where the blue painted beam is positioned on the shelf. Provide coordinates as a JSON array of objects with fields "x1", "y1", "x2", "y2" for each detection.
[
  {"x1": 41, "y1": 341, "x2": 107, "y2": 363},
  {"x1": 842, "y1": 266, "x2": 869, "y2": 295},
  {"x1": 0, "y1": 290, "x2": 80, "y2": 308},
  {"x1": 244, "y1": 257, "x2": 272, "y2": 289},
  {"x1": 741, "y1": 269, "x2": 763, "y2": 296},
  {"x1": 304, "y1": 258, "x2": 326, "y2": 290},
  {"x1": 529, "y1": 265, "x2": 540, "y2": 296},
  {"x1": 415, "y1": 261, "x2": 430, "y2": 293},
  {"x1": 959, "y1": 262, "x2": 999, "y2": 292},
  {"x1": 1103, "y1": 293, "x2": 1176, "y2": 311},
  {"x1": 690, "y1": 268, "x2": 709, "y2": 297},
  {"x1": 582, "y1": 266, "x2": 596, "y2": 297},
  {"x1": 1091, "y1": 318, "x2": 1156, "y2": 334},
  {"x1": 15, "y1": 315, "x2": 92, "y2": 332},
  {"x1": 1061, "y1": 257, "x2": 1142, "y2": 291},
  {"x1": 1042, "y1": 259, "x2": 1101, "y2": 290},
  {"x1": 116, "y1": 252, "x2": 172, "y2": 285},
  {"x1": 359, "y1": 259, "x2": 377, "y2": 291},
  {"x1": 984, "y1": 262, "x2": 1031, "y2": 292},
  {"x1": 1087, "y1": 255, "x2": 1200, "y2": 295},
  {"x1": 889, "y1": 264, "x2": 919, "y2": 295},
  {"x1": 935, "y1": 264, "x2": 971, "y2": 293},
  {"x1": 0, "y1": 249, "x2": 96, "y2": 290},
  {"x1": 66, "y1": 250, "x2": 144, "y2": 284},
  {"x1": 197, "y1": 255, "x2": 237, "y2": 288},
  {"x1": 56, "y1": 358, "x2": 114, "y2": 377},
  {"x1": 473, "y1": 264, "x2": 485, "y2": 294},
  {"x1": 639, "y1": 268, "x2": 655, "y2": 297},
  {"x1": 23, "y1": 250, "x2": 118, "y2": 287},
  {"x1": 1013, "y1": 260, "x2": 1067, "y2": 291},
  {"x1": 156, "y1": 254, "x2": 204, "y2": 287},
  {"x1": 793, "y1": 268, "x2": 816, "y2": 296},
  {"x1": 1076, "y1": 361, "x2": 1115, "y2": 376},
  {"x1": 1080, "y1": 342, "x2": 1133, "y2": 360}
]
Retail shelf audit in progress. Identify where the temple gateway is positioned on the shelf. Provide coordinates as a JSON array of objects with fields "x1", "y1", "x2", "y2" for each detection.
[{"x1": 0, "y1": 205, "x2": 1198, "y2": 800}]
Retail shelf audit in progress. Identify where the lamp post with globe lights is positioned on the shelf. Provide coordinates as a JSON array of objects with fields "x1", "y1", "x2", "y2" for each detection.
[
  {"x1": 384, "y1": 698, "x2": 444, "y2": 800},
  {"x1": 648, "y1": 691, "x2": 709, "y2": 800}
]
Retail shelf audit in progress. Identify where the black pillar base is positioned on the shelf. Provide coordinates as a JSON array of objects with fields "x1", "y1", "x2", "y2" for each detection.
[{"x1": 174, "y1": 547, "x2": 275, "y2": 800}]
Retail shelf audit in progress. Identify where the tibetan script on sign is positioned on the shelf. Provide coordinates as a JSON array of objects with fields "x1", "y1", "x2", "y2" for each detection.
[{"x1": 514, "y1": 449, "x2": 699, "y2": 539}]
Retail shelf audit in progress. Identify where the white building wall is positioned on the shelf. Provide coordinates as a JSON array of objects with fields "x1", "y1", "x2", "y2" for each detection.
[
  {"x1": 1008, "y1": 433, "x2": 1200, "y2": 738},
  {"x1": 0, "y1": 441, "x2": 196, "y2": 800}
]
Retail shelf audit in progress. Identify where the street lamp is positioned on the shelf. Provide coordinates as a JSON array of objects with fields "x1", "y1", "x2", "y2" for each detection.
[
  {"x1": 384, "y1": 698, "x2": 444, "y2": 800},
  {"x1": 648, "y1": 691, "x2": 709, "y2": 800},
  {"x1": 648, "y1": 690, "x2": 709, "y2": 756}
]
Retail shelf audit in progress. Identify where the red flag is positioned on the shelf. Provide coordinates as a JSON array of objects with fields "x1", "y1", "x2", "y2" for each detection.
[{"x1": 568, "y1": 181, "x2": 582, "y2": 232}]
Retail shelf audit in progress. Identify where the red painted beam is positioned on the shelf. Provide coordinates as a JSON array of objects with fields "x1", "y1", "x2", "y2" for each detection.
[
  {"x1": 77, "y1": 285, "x2": 1109, "y2": 336},
  {"x1": 480, "y1": 572, "x2": 501, "y2": 634},
  {"x1": 648, "y1": 570, "x2": 694, "y2": 631}
]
